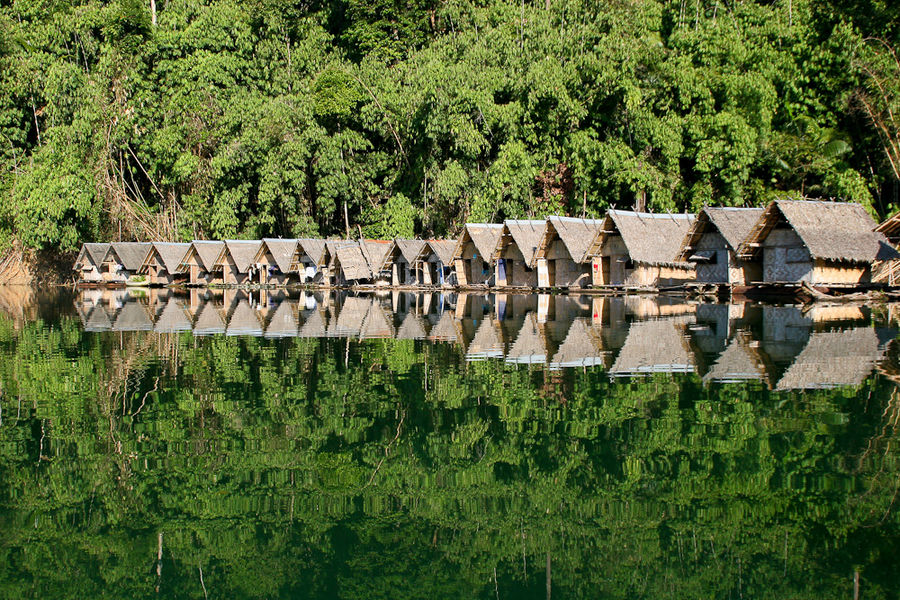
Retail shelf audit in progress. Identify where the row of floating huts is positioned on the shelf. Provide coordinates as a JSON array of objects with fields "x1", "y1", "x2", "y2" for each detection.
[
  {"x1": 73, "y1": 199, "x2": 900, "y2": 293},
  {"x1": 77, "y1": 288, "x2": 895, "y2": 389}
]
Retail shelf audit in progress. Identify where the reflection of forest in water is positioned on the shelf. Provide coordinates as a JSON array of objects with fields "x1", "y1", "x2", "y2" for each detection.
[{"x1": 0, "y1": 288, "x2": 899, "y2": 598}]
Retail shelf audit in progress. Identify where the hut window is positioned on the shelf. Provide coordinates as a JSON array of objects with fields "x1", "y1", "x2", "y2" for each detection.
[{"x1": 785, "y1": 248, "x2": 807, "y2": 263}]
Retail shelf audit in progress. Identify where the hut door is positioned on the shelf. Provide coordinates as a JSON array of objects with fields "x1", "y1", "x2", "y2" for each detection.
[{"x1": 497, "y1": 259, "x2": 508, "y2": 286}]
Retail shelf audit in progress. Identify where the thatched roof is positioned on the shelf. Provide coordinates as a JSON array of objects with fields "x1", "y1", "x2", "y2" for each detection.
[
  {"x1": 257, "y1": 239, "x2": 299, "y2": 273},
  {"x1": 679, "y1": 207, "x2": 764, "y2": 260},
  {"x1": 217, "y1": 240, "x2": 262, "y2": 273},
  {"x1": 548, "y1": 318, "x2": 608, "y2": 368},
  {"x1": 297, "y1": 239, "x2": 328, "y2": 266},
  {"x1": 396, "y1": 312, "x2": 428, "y2": 339},
  {"x1": 154, "y1": 300, "x2": 193, "y2": 333},
  {"x1": 109, "y1": 243, "x2": 152, "y2": 271},
  {"x1": 143, "y1": 242, "x2": 191, "y2": 273},
  {"x1": 393, "y1": 239, "x2": 426, "y2": 264},
  {"x1": 335, "y1": 244, "x2": 371, "y2": 281},
  {"x1": 499, "y1": 220, "x2": 548, "y2": 267},
  {"x1": 112, "y1": 301, "x2": 153, "y2": 331},
  {"x1": 183, "y1": 241, "x2": 225, "y2": 272},
  {"x1": 506, "y1": 314, "x2": 547, "y2": 364},
  {"x1": 453, "y1": 224, "x2": 504, "y2": 261},
  {"x1": 425, "y1": 240, "x2": 457, "y2": 265},
  {"x1": 542, "y1": 217, "x2": 605, "y2": 264},
  {"x1": 226, "y1": 300, "x2": 263, "y2": 336},
  {"x1": 75, "y1": 243, "x2": 111, "y2": 269},
  {"x1": 610, "y1": 318, "x2": 695, "y2": 375},
  {"x1": 360, "y1": 239, "x2": 394, "y2": 273},
  {"x1": 737, "y1": 200, "x2": 898, "y2": 263},
  {"x1": 263, "y1": 300, "x2": 297, "y2": 338},
  {"x1": 588, "y1": 211, "x2": 695, "y2": 266},
  {"x1": 465, "y1": 318, "x2": 504, "y2": 360},
  {"x1": 776, "y1": 326, "x2": 884, "y2": 390}
]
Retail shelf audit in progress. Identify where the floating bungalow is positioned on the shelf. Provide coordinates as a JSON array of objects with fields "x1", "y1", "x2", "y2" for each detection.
[
  {"x1": 452, "y1": 224, "x2": 503, "y2": 286},
  {"x1": 493, "y1": 220, "x2": 547, "y2": 288},
  {"x1": 105, "y1": 242, "x2": 153, "y2": 284},
  {"x1": 585, "y1": 211, "x2": 696, "y2": 287},
  {"x1": 736, "y1": 200, "x2": 898, "y2": 286},
  {"x1": 386, "y1": 239, "x2": 426, "y2": 286},
  {"x1": 332, "y1": 241, "x2": 389, "y2": 286},
  {"x1": 254, "y1": 239, "x2": 299, "y2": 286},
  {"x1": 678, "y1": 207, "x2": 764, "y2": 285},
  {"x1": 290, "y1": 239, "x2": 328, "y2": 283},
  {"x1": 178, "y1": 241, "x2": 225, "y2": 286},
  {"x1": 359, "y1": 239, "x2": 395, "y2": 285},
  {"x1": 214, "y1": 241, "x2": 262, "y2": 286},
  {"x1": 140, "y1": 242, "x2": 191, "y2": 286},
  {"x1": 535, "y1": 217, "x2": 605, "y2": 288},
  {"x1": 414, "y1": 240, "x2": 457, "y2": 286},
  {"x1": 73, "y1": 243, "x2": 111, "y2": 284}
]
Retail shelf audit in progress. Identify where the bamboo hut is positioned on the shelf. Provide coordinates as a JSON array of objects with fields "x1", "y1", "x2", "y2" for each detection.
[
  {"x1": 464, "y1": 318, "x2": 505, "y2": 361},
  {"x1": 178, "y1": 241, "x2": 225, "y2": 286},
  {"x1": 736, "y1": 200, "x2": 898, "y2": 285},
  {"x1": 104, "y1": 243, "x2": 153, "y2": 284},
  {"x1": 323, "y1": 240, "x2": 355, "y2": 286},
  {"x1": 289, "y1": 239, "x2": 328, "y2": 284},
  {"x1": 386, "y1": 239, "x2": 426, "y2": 286},
  {"x1": 333, "y1": 295, "x2": 370, "y2": 336},
  {"x1": 678, "y1": 207, "x2": 764, "y2": 285},
  {"x1": 73, "y1": 243, "x2": 111, "y2": 284},
  {"x1": 83, "y1": 304, "x2": 114, "y2": 331},
  {"x1": 414, "y1": 240, "x2": 457, "y2": 286},
  {"x1": 452, "y1": 224, "x2": 503, "y2": 286},
  {"x1": 585, "y1": 211, "x2": 696, "y2": 287},
  {"x1": 493, "y1": 220, "x2": 547, "y2": 288},
  {"x1": 360, "y1": 240, "x2": 394, "y2": 284},
  {"x1": 535, "y1": 217, "x2": 605, "y2": 288},
  {"x1": 702, "y1": 334, "x2": 771, "y2": 386},
  {"x1": 360, "y1": 299, "x2": 394, "y2": 338},
  {"x1": 254, "y1": 239, "x2": 300, "y2": 286},
  {"x1": 112, "y1": 300, "x2": 154, "y2": 331},
  {"x1": 333, "y1": 243, "x2": 369, "y2": 285},
  {"x1": 140, "y1": 242, "x2": 191, "y2": 286},
  {"x1": 215, "y1": 240, "x2": 262, "y2": 285},
  {"x1": 395, "y1": 312, "x2": 429, "y2": 340}
]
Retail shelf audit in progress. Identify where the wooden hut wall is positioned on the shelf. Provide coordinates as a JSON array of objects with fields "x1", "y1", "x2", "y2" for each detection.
[
  {"x1": 145, "y1": 252, "x2": 177, "y2": 285},
  {"x1": 458, "y1": 241, "x2": 493, "y2": 285},
  {"x1": 592, "y1": 236, "x2": 630, "y2": 285},
  {"x1": 255, "y1": 242, "x2": 295, "y2": 286},
  {"x1": 496, "y1": 242, "x2": 536, "y2": 287},
  {"x1": 542, "y1": 239, "x2": 590, "y2": 287}
]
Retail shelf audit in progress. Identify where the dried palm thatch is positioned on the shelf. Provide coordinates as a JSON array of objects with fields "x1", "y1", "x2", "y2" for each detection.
[
  {"x1": 610, "y1": 318, "x2": 695, "y2": 375},
  {"x1": 465, "y1": 318, "x2": 504, "y2": 361},
  {"x1": 497, "y1": 220, "x2": 548, "y2": 267},
  {"x1": 776, "y1": 326, "x2": 884, "y2": 390},
  {"x1": 216, "y1": 240, "x2": 262, "y2": 273},
  {"x1": 360, "y1": 300, "x2": 394, "y2": 338},
  {"x1": 112, "y1": 301, "x2": 153, "y2": 331},
  {"x1": 263, "y1": 300, "x2": 298, "y2": 338},
  {"x1": 334, "y1": 295, "x2": 370, "y2": 335},
  {"x1": 453, "y1": 224, "x2": 504, "y2": 261},
  {"x1": 737, "y1": 200, "x2": 898, "y2": 262},
  {"x1": 335, "y1": 244, "x2": 371, "y2": 281},
  {"x1": 702, "y1": 334, "x2": 770, "y2": 385},
  {"x1": 83, "y1": 305, "x2": 113, "y2": 331},
  {"x1": 298, "y1": 308, "x2": 327, "y2": 338},
  {"x1": 109, "y1": 242, "x2": 153, "y2": 272},
  {"x1": 141, "y1": 242, "x2": 191, "y2": 274},
  {"x1": 180, "y1": 241, "x2": 225, "y2": 272},
  {"x1": 193, "y1": 301, "x2": 226, "y2": 335},
  {"x1": 295, "y1": 239, "x2": 328, "y2": 268},
  {"x1": 679, "y1": 207, "x2": 764, "y2": 260},
  {"x1": 542, "y1": 217, "x2": 605, "y2": 263},
  {"x1": 75, "y1": 243, "x2": 111, "y2": 270},
  {"x1": 256, "y1": 239, "x2": 299, "y2": 273},
  {"x1": 877, "y1": 210, "x2": 900, "y2": 244},
  {"x1": 396, "y1": 312, "x2": 428, "y2": 339},
  {"x1": 589, "y1": 211, "x2": 695, "y2": 266},
  {"x1": 360, "y1": 239, "x2": 395, "y2": 273},
  {"x1": 428, "y1": 311, "x2": 460, "y2": 342},
  {"x1": 393, "y1": 239, "x2": 426, "y2": 264},
  {"x1": 426, "y1": 240, "x2": 457, "y2": 265}
]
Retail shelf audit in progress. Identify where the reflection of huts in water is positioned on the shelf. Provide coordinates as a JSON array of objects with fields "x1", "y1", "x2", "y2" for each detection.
[
  {"x1": 506, "y1": 314, "x2": 547, "y2": 365},
  {"x1": 73, "y1": 243, "x2": 111, "y2": 283},
  {"x1": 178, "y1": 241, "x2": 225, "y2": 286},
  {"x1": 297, "y1": 307, "x2": 327, "y2": 338},
  {"x1": 776, "y1": 327, "x2": 884, "y2": 390},
  {"x1": 736, "y1": 200, "x2": 898, "y2": 285},
  {"x1": 586, "y1": 210, "x2": 696, "y2": 287},
  {"x1": 290, "y1": 239, "x2": 328, "y2": 284},
  {"x1": 226, "y1": 300, "x2": 264, "y2": 336},
  {"x1": 360, "y1": 299, "x2": 394, "y2": 339},
  {"x1": 105, "y1": 243, "x2": 153, "y2": 284},
  {"x1": 386, "y1": 239, "x2": 426, "y2": 286},
  {"x1": 465, "y1": 318, "x2": 505, "y2": 361},
  {"x1": 548, "y1": 318, "x2": 609, "y2": 369},
  {"x1": 609, "y1": 318, "x2": 696, "y2": 376},
  {"x1": 112, "y1": 300, "x2": 154, "y2": 331},
  {"x1": 535, "y1": 217, "x2": 605, "y2": 288},
  {"x1": 414, "y1": 240, "x2": 457, "y2": 286},
  {"x1": 214, "y1": 241, "x2": 262, "y2": 285},
  {"x1": 254, "y1": 239, "x2": 299, "y2": 286},
  {"x1": 192, "y1": 301, "x2": 227, "y2": 335},
  {"x1": 452, "y1": 224, "x2": 503, "y2": 286},
  {"x1": 332, "y1": 295, "x2": 370, "y2": 336},
  {"x1": 623, "y1": 295, "x2": 696, "y2": 319},
  {"x1": 154, "y1": 299, "x2": 193, "y2": 333},
  {"x1": 493, "y1": 220, "x2": 547, "y2": 288},
  {"x1": 760, "y1": 306, "x2": 811, "y2": 367},
  {"x1": 428, "y1": 310, "x2": 460, "y2": 342},
  {"x1": 263, "y1": 299, "x2": 298, "y2": 338},
  {"x1": 140, "y1": 242, "x2": 191, "y2": 286},
  {"x1": 395, "y1": 312, "x2": 429, "y2": 340},
  {"x1": 702, "y1": 333, "x2": 770, "y2": 386},
  {"x1": 678, "y1": 207, "x2": 764, "y2": 284},
  {"x1": 83, "y1": 304, "x2": 114, "y2": 331}
]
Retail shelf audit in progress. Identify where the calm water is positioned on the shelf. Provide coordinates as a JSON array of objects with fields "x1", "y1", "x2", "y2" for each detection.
[{"x1": 1, "y1": 287, "x2": 899, "y2": 598}]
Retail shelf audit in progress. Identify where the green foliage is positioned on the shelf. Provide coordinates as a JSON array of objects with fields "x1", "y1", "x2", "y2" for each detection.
[{"x1": 0, "y1": 0, "x2": 898, "y2": 250}]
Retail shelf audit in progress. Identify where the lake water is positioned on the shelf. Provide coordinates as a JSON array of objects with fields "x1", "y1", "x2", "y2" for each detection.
[{"x1": 1, "y1": 287, "x2": 899, "y2": 598}]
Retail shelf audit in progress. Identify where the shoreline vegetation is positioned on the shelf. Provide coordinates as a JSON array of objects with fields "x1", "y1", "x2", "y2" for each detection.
[{"x1": 1, "y1": 0, "x2": 900, "y2": 272}]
